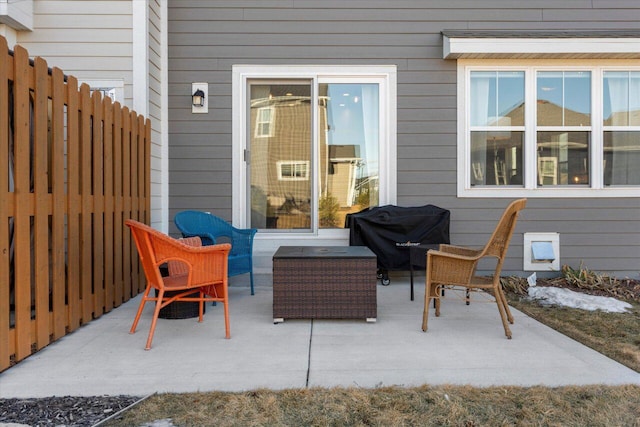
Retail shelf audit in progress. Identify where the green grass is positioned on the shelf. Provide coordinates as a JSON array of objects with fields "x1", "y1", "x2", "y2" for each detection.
[{"x1": 103, "y1": 283, "x2": 640, "y2": 427}]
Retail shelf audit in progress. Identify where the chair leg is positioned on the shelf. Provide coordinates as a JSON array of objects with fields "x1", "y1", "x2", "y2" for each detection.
[
  {"x1": 198, "y1": 290, "x2": 205, "y2": 322},
  {"x1": 422, "y1": 281, "x2": 439, "y2": 332},
  {"x1": 223, "y1": 299, "x2": 231, "y2": 339},
  {"x1": 497, "y1": 288, "x2": 514, "y2": 324},
  {"x1": 145, "y1": 289, "x2": 165, "y2": 350},
  {"x1": 130, "y1": 286, "x2": 152, "y2": 334},
  {"x1": 494, "y1": 289, "x2": 512, "y2": 339},
  {"x1": 249, "y1": 269, "x2": 255, "y2": 295},
  {"x1": 422, "y1": 289, "x2": 431, "y2": 332}
]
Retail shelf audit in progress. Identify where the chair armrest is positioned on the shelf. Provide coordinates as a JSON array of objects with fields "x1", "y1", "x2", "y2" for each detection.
[
  {"x1": 427, "y1": 248, "x2": 479, "y2": 286},
  {"x1": 438, "y1": 244, "x2": 483, "y2": 258},
  {"x1": 231, "y1": 226, "x2": 257, "y2": 236},
  {"x1": 229, "y1": 227, "x2": 257, "y2": 256},
  {"x1": 153, "y1": 234, "x2": 231, "y2": 288}
]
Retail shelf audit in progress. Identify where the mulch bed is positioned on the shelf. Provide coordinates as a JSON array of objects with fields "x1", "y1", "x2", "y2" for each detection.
[
  {"x1": 537, "y1": 277, "x2": 640, "y2": 302},
  {"x1": 502, "y1": 266, "x2": 640, "y2": 303},
  {"x1": 0, "y1": 395, "x2": 143, "y2": 427}
]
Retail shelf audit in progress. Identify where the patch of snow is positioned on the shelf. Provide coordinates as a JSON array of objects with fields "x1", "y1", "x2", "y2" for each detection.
[
  {"x1": 527, "y1": 285, "x2": 632, "y2": 313},
  {"x1": 140, "y1": 420, "x2": 176, "y2": 427}
]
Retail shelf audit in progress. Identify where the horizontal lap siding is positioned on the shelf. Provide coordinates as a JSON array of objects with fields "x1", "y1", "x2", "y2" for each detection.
[
  {"x1": 168, "y1": 1, "x2": 640, "y2": 277},
  {"x1": 17, "y1": 1, "x2": 133, "y2": 106}
]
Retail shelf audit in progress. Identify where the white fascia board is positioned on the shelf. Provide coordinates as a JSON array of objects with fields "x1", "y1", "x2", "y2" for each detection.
[
  {"x1": 444, "y1": 36, "x2": 640, "y2": 59},
  {"x1": 0, "y1": 0, "x2": 33, "y2": 31}
]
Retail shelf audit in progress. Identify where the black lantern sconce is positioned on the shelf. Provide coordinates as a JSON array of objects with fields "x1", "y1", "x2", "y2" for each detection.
[
  {"x1": 192, "y1": 89, "x2": 205, "y2": 107},
  {"x1": 191, "y1": 83, "x2": 208, "y2": 113}
]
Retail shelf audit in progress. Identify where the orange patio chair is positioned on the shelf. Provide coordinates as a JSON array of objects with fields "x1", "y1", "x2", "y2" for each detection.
[
  {"x1": 126, "y1": 219, "x2": 231, "y2": 350},
  {"x1": 421, "y1": 198, "x2": 527, "y2": 339}
]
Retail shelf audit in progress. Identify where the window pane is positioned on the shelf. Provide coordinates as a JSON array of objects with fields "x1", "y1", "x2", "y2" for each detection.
[
  {"x1": 319, "y1": 83, "x2": 379, "y2": 228},
  {"x1": 603, "y1": 71, "x2": 640, "y2": 126},
  {"x1": 537, "y1": 131, "x2": 590, "y2": 186},
  {"x1": 470, "y1": 131, "x2": 524, "y2": 186},
  {"x1": 537, "y1": 71, "x2": 591, "y2": 126},
  {"x1": 604, "y1": 131, "x2": 640, "y2": 185},
  {"x1": 633, "y1": 72, "x2": 640, "y2": 126},
  {"x1": 470, "y1": 71, "x2": 524, "y2": 127},
  {"x1": 249, "y1": 83, "x2": 312, "y2": 230}
]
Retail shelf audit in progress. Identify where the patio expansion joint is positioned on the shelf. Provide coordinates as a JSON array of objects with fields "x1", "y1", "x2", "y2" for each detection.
[{"x1": 306, "y1": 320, "x2": 313, "y2": 388}]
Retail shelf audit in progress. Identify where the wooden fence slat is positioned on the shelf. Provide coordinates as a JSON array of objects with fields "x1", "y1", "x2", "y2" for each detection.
[
  {"x1": 129, "y1": 111, "x2": 141, "y2": 293},
  {"x1": 103, "y1": 97, "x2": 114, "y2": 312},
  {"x1": 79, "y1": 84, "x2": 93, "y2": 323},
  {"x1": 66, "y1": 75, "x2": 81, "y2": 332},
  {"x1": 0, "y1": 37, "x2": 10, "y2": 371},
  {"x1": 113, "y1": 102, "x2": 123, "y2": 305},
  {"x1": 33, "y1": 56, "x2": 50, "y2": 350},
  {"x1": 121, "y1": 107, "x2": 132, "y2": 300},
  {"x1": 12, "y1": 45, "x2": 33, "y2": 361},
  {"x1": 50, "y1": 67, "x2": 66, "y2": 340},
  {"x1": 92, "y1": 91, "x2": 104, "y2": 317}
]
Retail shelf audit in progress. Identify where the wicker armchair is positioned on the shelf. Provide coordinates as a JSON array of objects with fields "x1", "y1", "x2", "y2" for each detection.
[
  {"x1": 421, "y1": 198, "x2": 527, "y2": 339},
  {"x1": 174, "y1": 211, "x2": 258, "y2": 295},
  {"x1": 126, "y1": 219, "x2": 231, "y2": 350}
]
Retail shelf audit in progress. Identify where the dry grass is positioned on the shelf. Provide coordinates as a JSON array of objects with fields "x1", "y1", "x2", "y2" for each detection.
[
  {"x1": 103, "y1": 266, "x2": 640, "y2": 427},
  {"x1": 501, "y1": 266, "x2": 640, "y2": 373},
  {"x1": 507, "y1": 297, "x2": 640, "y2": 373},
  {"x1": 103, "y1": 385, "x2": 640, "y2": 427}
]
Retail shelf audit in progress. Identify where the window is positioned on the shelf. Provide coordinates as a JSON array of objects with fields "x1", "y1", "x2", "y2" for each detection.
[
  {"x1": 255, "y1": 107, "x2": 274, "y2": 138},
  {"x1": 232, "y1": 65, "x2": 397, "y2": 235},
  {"x1": 80, "y1": 79, "x2": 124, "y2": 103},
  {"x1": 603, "y1": 71, "x2": 640, "y2": 186},
  {"x1": 536, "y1": 71, "x2": 591, "y2": 186},
  {"x1": 459, "y1": 61, "x2": 639, "y2": 197},
  {"x1": 278, "y1": 161, "x2": 309, "y2": 180}
]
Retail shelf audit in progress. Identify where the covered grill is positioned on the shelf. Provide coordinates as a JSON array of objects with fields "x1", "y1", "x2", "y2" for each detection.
[{"x1": 345, "y1": 204, "x2": 450, "y2": 284}]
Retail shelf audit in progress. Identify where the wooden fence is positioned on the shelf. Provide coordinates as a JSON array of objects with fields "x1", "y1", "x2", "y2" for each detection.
[{"x1": 0, "y1": 38, "x2": 151, "y2": 372}]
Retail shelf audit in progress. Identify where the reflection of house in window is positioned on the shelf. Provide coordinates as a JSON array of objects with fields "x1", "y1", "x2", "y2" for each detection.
[
  {"x1": 277, "y1": 160, "x2": 309, "y2": 180},
  {"x1": 537, "y1": 157, "x2": 558, "y2": 185},
  {"x1": 326, "y1": 145, "x2": 361, "y2": 207},
  {"x1": 255, "y1": 107, "x2": 275, "y2": 137}
]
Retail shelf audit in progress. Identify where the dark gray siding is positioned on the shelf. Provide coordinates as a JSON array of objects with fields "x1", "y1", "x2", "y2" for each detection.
[{"x1": 168, "y1": 1, "x2": 640, "y2": 278}]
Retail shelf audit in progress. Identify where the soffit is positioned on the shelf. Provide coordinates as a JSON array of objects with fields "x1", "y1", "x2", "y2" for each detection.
[{"x1": 442, "y1": 30, "x2": 640, "y2": 59}]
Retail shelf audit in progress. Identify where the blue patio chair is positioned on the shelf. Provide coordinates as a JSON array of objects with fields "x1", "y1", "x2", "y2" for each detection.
[{"x1": 174, "y1": 211, "x2": 258, "y2": 295}]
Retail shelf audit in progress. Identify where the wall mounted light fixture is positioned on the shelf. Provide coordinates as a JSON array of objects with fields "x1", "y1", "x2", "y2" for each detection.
[
  {"x1": 192, "y1": 89, "x2": 205, "y2": 107},
  {"x1": 191, "y1": 82, "x2": 208, "y2": 114}
]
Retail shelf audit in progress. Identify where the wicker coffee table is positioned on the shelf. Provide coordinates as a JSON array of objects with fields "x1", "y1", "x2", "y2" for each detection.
[{"x1": 272, "y1": 246, "x2": 377, "y2": 323}]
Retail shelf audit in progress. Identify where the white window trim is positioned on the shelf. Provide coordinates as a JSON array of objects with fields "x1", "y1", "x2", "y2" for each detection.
[
  {"x1": 457, "y1": 59, "x2": 640, "y2": 198},
  {"x1": 232, "y1": 65, "x2": 397, "y2": 237}
]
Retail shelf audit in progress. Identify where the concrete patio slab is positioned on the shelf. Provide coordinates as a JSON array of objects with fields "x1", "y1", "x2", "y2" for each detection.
[{"x1": 1, "y1": 277, "x2": 638, "y2": 398}]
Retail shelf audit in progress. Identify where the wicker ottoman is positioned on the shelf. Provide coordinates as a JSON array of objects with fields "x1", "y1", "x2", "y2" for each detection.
[{"x1": 272, "y1": 246, "x2": 377, "y2": 323}]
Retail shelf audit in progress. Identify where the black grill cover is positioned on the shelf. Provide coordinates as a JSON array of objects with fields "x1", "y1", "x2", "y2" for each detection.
[{"x1": 345, "y1": 204, "x2": 450, "y2": 271}]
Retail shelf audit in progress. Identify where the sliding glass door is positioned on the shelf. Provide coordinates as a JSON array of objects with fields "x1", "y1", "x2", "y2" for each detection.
[{"x1": 247, "y1": 78, "x2": 383, "y2": 232}]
